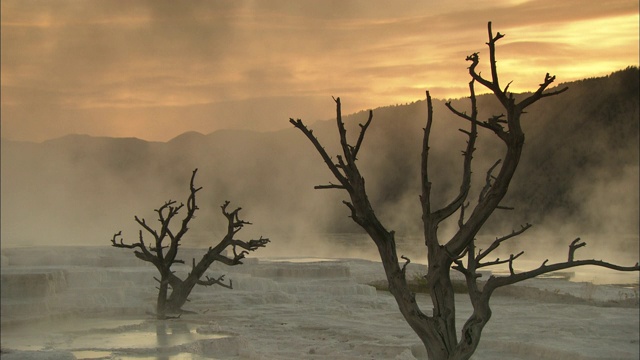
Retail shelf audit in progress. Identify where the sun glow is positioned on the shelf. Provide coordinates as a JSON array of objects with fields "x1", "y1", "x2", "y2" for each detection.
[
  {"x1": 2, "y1": 0, "x2": 638, "y2": 142},
  {"x1": 502, "y1": 13, "x2": 639, "y2": 82}
]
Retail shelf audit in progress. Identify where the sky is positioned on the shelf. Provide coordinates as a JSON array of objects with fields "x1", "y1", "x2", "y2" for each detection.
[{"x1": 1, "y1": 0, "x2": 638, "y2": 143}]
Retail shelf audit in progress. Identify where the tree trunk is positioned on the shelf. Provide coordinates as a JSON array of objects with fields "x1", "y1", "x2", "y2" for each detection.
[
  {"x1": 450, "y1": 302, "x2": 492, "y2": 359},
  {"x1": 156, "y1": 272, "x2": 170, "y2": 319},
  {"x1": 165, "y1": 253, "x2": 216, "y2": 312},
  {"x1": 366, "y1": 226, "x2": 453, "y2": 360},
  {"x1": 426, "y1": 261, "x2": 458, "y2": 357},
  {"x1": 165, "y1": 281, "x2": 195, "y2": 313}
]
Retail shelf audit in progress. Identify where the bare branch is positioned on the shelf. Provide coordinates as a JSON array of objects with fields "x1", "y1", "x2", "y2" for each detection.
[
  {"x1": 333, "y1": 96, "x2": 360, "y2": 170},
  {"x1": 220, "y1": 202, "x2": 255, "y2": 238},
  {"x1": 401, "y1": 255, "x2": 411, "y2": 276},
  {"x1": 452, "y1": 259, "x2": 468, "y2": 275},
  {"x1": 315, "y1": 183, "x2": 347, "y2": 190},
  {"x1": 496, "y1": 205, "x2": 515, "y2": 210},
  {"x1": 519, "y1": 73, "x2": 569, "y2": 110},
  {"x1": 488, "y1": 258, "x2": 640, "y2": 292},
  {"x1": 445, "y1": 102, "x2": 498, "y2": 134},
  {"x1": 231, "y1": 237, "x2": 271, "y2": 253},
  {"x1": 485, "y1": 239, "x2": 640, "y2": 292},
  {"x1": 476, "y1": 223, "x2": 532, "y2": 262},
  {"x1": 352, "y1": 110, "x2": 374, "y2": 160},
  {"x1": 433, "y1": 80, "x2": 478, "y2": 223},
  {"x1": 477, "y1": 250, "x2": 525, "y2": 269},
  {"x1": 507, "y1": 253, "x2": 518, "y2": 275},
  {"x1": 197, "y1": 274, "x2": 233, "y2": 289},
  {"x1": 134, "y1": 215, "x2": 159, "y2": 241},
  {"x1": 487, "y1": 22, "x2": 504, "y2": 94},
  {"x1": 111, "y1": 231, "x2": 131, "y2": 248},
  {"x1": 503, "y1": 80, "x2": 513, "y2": 95},
  {"x1": 111, "y1": 230, "x2": 156, "y2": 263},
  {"x1": 458, "y1": 202, "x2": 470, "y2": 229},
  {"x1": 568, "y1": 238, "x2": 586, "y2": 262},
  {"x1": 168, "y1": 169, "x2": 202, "y2": 256},
  {"x1": 466, "y1": 52, "x2": 494, "y2": 93},
  {"x1": 290, "y1": 118, "x2": 350, "y2": 188},
  {"x1": 421, "y1": 91, "x2": 435, "y2": 219},
  {"x1": 478, "y1": 160, "x2": 501, "y2": 203}
]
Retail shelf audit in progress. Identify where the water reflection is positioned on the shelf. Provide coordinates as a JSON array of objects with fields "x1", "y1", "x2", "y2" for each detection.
[
  {"x1": 1, "y1": 317, "x2": 229, "y2": 360},
  {"x1": 155, "y1": 321, "x2": 203, "y2": 352}
]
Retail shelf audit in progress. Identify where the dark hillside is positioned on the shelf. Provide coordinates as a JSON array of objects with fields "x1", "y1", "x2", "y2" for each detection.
[{"x1": 514, "y1": 68, "x2": 639, "y2": 226}]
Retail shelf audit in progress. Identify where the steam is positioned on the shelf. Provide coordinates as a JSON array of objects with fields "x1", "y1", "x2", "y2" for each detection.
[{"x1": 1, "y1": 71, "x2": 638, "y2": 272}]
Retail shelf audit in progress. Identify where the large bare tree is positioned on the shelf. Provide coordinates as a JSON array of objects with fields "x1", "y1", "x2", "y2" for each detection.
[
  {"x1": 111, "y1": 168, "x2": 269, "y2": 319},
  {"x1": 290, "y1": 22, "x2": 639, "y2": 359}
]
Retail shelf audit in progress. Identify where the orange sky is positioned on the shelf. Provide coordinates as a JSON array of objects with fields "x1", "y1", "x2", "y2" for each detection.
[{"x1": 1, "y1": 0, "x2": 638, "y2": 142}]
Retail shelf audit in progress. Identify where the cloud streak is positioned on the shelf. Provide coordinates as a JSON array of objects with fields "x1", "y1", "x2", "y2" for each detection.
[{"x1": 2, "y1": 0, "x2": 638, "y2": 142}]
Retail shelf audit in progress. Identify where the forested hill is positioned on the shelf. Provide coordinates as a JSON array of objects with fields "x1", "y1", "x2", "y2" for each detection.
[{"x1": 1, "y1": 68, "x2": 638, "y2": 251}]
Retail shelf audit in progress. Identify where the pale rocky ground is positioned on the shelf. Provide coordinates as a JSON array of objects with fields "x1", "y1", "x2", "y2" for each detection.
[{"x1": 1, "y1": 246, "x2": 638, "y2": 360}]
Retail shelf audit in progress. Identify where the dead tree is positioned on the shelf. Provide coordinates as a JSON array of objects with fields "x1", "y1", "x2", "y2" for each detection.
[
  {"x1": 111, "y1": 168, "x2": 269, "y2": 319},
  {"x1": 290, "y1": 22, "x2": 639, "y2": 360}
]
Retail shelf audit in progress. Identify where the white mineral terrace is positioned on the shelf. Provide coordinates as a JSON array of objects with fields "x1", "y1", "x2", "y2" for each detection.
[{"x1": 0, "y1": 246, "x2": 638, "y2": 359}]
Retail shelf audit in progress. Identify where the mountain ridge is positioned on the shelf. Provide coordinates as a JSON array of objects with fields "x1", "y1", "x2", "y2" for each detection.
[{"x1": 2, "y1": 67, "x2": 635, "y2": 146}]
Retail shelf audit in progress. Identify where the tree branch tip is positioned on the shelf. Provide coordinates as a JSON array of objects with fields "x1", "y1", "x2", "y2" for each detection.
[
  {"x1": 496, "y1": 205, "x2": 515, "y2": 210},
  {"x1": 401, "y1": 255, "x2": 411, "y2": 274}
]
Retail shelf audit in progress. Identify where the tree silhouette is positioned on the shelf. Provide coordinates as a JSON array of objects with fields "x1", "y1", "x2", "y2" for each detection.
[
  {"x1": 111, "y1": 168, "x2": 269, "y2": 319},
  {"x1": 291, "y1": 22, "x2": 639, "y2": 359}
]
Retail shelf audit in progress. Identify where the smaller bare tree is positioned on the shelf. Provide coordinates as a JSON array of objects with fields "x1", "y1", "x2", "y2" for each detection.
[{"x1": 111, "y1": 168, "x2": 269, "y2": 319}]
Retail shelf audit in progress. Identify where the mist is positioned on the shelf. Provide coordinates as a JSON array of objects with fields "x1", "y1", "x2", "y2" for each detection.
[
  {"x1": 1, "y1": 69, "x2": 639, "y2": 360},
  {"x1": 1, "y1": 69, "x2": 638, "y2": 267}
]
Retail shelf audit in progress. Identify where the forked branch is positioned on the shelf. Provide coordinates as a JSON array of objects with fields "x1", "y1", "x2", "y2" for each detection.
[
  {"x1": 206, "y1": 202, "x2": 270, "y2": 265},
  {"x1": 477, "y1": 250, "x2": 524, "y2": 270},
  {"x1": 568, "y1": 238, "x2": 586, "y2": 262},
  {"x1": 476, "y1": 223, "x2": 532, "y2": 263},
  {"x1": 111, "y1": 230, "x2": 156, "y2": 264},
  {"x1": 352, "y1": 110, "x2": 374, "y2": 160},
  {"x1": 197, "y1": 274, "x2": 233, "y2": 289},
  {"x1": 519, "y1": 73, "x2": 569, "y2": 110},
  {"x1": 485, "y1": 238, "x2": 640, "y2": 292},
  {"x1": 431, "y1": 80, "x2": 478, "y2": 224},
  {"x1": 289, "y1": 118, "x2": 350, "y2": 189},
  {"x1": 478, "y1": 160, "x2": 502, "y2": 202}
]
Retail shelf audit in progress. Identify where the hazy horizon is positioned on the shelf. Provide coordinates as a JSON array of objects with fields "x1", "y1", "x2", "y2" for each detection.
[{"x1": 0, "y1": 67, "x2": 636, "y2": 145}]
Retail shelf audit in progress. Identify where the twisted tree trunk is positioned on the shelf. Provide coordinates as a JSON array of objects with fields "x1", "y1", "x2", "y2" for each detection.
[{"x1": 291, "y1": 22, "x2": 639, "y2": 359}]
